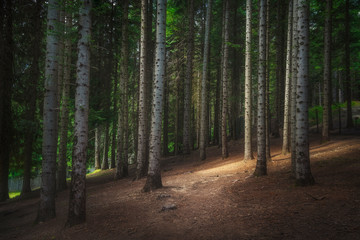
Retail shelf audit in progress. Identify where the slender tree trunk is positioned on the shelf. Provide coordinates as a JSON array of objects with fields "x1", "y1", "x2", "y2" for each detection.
[
  {"x1": 254, "y1": 0, "x2": 267, "y2": 176},
  {"x1": 199, "y1": 0, "x2": 212, "y2": 160},
  {"x1": 143, "y1": 0, "x2": 166, "y2": 192},
  {"x1": 136, "y1": 0, "x2": 149, "y2": 179},
  {"x1": 221, "y1": 0, "x2": 230, "y2": 159},
  {"x1": 57, "y1": 9, "x2": 72, "y2": 191},
  {"x1": 101, "y1": 124, "x2": 109, "y2": 170},
  {"x1": 322, "y1": 0, "x2": 332, "y2": 142},
  {"x1": 111, "y1": 67, "x2": 118, "y2": 169},
  {"x1": 282, "y1": 0, "x2": 293, "y2": 155},
  {"x1": 345, "y1": 0, "x2": 353, "y2": 128},
  {"x1": 163, "y1": 74, "x2": 169, "y2": 156},
  {"x1": 290, "y1": 0, "x2": 299, "y2": 176},
  {"x1": 0, "y1": 0, "x2": 13, "y2": 202},
  {"x1": 36, "y1": 0, "x2": 59, "y2": 222},
  {"x1": 244, "y1": 0, "x2": 254, "y2": 160},
  {"x1": 183, "y1": 0, "x2": 194, "y2": 155},
  {"x1": 67, "y1": 0, "x2": 91, "y2": 226},
  {"x1": 295, "y1": 0, "x2": 314, "y2": 186},
  {"x1": 265, "y1": 0, "x2": 271, "y2": 162},
  {"x1": 94, "y1": 127, "x2": 101, "y2": 169}
]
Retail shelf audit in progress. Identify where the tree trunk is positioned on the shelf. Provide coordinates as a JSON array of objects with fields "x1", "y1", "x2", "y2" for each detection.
[
  {"x1": 295, "y1": 0, "x2": 314, "y2": 186},
  {"x1": 290, "y1": 0, "x2": 299, "y2": 176},
  {"x1": 136, "y1": 0, "x2": 149, "y2": 179},
  {"x1": 95, "y1": 127, "x2": 101, "y2": 169},
  {"x1": 101, "y1": 123, "x2": 109, "y2": 170},
  {"x1": 244, "y1": 0, "x2": 254, "y2": 160},
  {"x1": 163, "y1": 74, "x2": 169, "y2": 156},
  {"x1": 345, "y1": 0, "x2": 353, "y2": 128},
  {"x1": 36, "y1": 0, "x2": 59, "y2": 222},
  {"x1": 57, "y1": 9, "x2": 72, "y2": 191},
  {"x1": 143, "y1": 0, "x2": 166, "y2": 192},
  {"x1": 322, "y1": 0, "x2": 332, "y2": 142},
  {"x1": 254, "y1": 0, "x2": 267, "y2": 176},
  {"x1": 281, "y1": 0, "x2": 293, "y2": 155},
  {"x1": 221, "y1": 0, "x2": 229, "y2": 159},
  {"x1": 265, "y1": 0, "x2": 271, "y2": 162},
  {"x1": 67, "y1": 0, "x2": 91, "y2": 226},
  {"x1": 183, "y1": 0, "x2": 194, "y2": 155},
  {"x1": 199, "y1": 0, "x2": 212, "y2": 160},
  {"x1": 0, "y1": 0, "x2": 13, "y2": 202}
]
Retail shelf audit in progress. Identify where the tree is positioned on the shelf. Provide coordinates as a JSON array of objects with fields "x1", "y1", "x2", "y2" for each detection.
[
  {"x1": 115, "y1": 0, "x2": 129, "y2": 179},
  {"x1": 67, "y1": 0, "x2": 92, "y2": 226},
  {"x1": 282, "y1": 0, "x2": 293, "y2": 155},
  {"x1": 295, "y1": 0, "x2": 314, "y2": 186},
  {"x1": 136, "y1": 0, "x2": 149, "y2": 179},
  {"x1": 0, "y1": 0, "x2": 14, "y2": 202},
  {"x1": 265, "y1": 0, "x2": 271, "y2": 162},
  {"x1": 143, "y1": 0, "x2": 167, "y2": 192},
  {"x1": 244, "y1": 0, "x2": 254, "y2": 161},
  {"x1": 199, "y1": 0, "x2": 212, "y2": 160},
  {"x1": 253, "y1": 0, "x2": 267, "y2": 176},
  {"x1": 183, "y1": 0, "x2": 195, "y2": 155},
  {"x1": 36, "y1": 0, "x2": 60, "y2": 222},
  {"x1": 221, "y1": 0, "x2": 230, "y2": 159},
  {"x1": 345, "y1": 0, "x2": 353, "y2": 128},
  {"x1": 322, "y1": 0, "x2": 332, "y2": 142},
  {"x1": 57, "y1": 6, "x2": 72, "y2": 191}
]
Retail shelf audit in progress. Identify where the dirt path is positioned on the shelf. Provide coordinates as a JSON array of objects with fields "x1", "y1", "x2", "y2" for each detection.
[{"x1": 0, "y1": 134, "x2": 359, "y2": 239}]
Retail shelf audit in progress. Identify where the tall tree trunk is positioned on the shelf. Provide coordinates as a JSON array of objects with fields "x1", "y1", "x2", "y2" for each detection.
[
  {"x1": 199, "y1": 0, "x2": 212, "y2": 160},
  {"x1": 116, "y1": 0, "x2": 130, "y2": 179},
  {"x1": 36, "y1": 0, "x2": 59, "y2": 222},
  {"x1": 183, "y1": 0, "x2": 194, "y2": 155},
  {"x1": 265, "y1": 0, "x2": 271, "y2": 162},
  {"x1": 295, "y1": 0, "x2": 314, "y2": 186},
  {"x1": 143, "y1": 0, "x2": 166, "y2": 192},
  {"x1": 21, "y1": 0, "x2": 44, "y2": 195},
  {"x1": 67, "y1": 0, "x2": 91, "y2": 226},
  {"x1": 101, "y1": 124, "x2": 109, "y2": 170},
  {"x1": 136, "y1": 0, "x2": 149, "y2": 179},
  {"x1": 253, "y1": 0, "x2": 267, "y2": 176},
  {"x1": 290, "y1": 0, "x2": 299, "y2": 176},
  {"x1": 322, "y1": 0, "x2": 332, "y2": 142},
  {"x1": 345, "y1": 0, "x2": 353, "y2": 128},
  {"x1": 57, "y1": 9, "x2": 72, "y2": 191},
  {"x1": 94, "y1": 127, "x2": 101, "y2": 169},
  {"x1": 0, "y1": 0, "x2": 13, "y2": 202},
  {"x1": 281, "y1": 0, "x2": 293, "y2": 155},
  {"x1": 244, "y1": 0, "x2": 254, "y2": 160},
  {"x1": 221, "y1": 0, "x2": 230, "y2": 159},
  {"x1": 163, "y1": 74, "x2": 169, "y2": 156}
]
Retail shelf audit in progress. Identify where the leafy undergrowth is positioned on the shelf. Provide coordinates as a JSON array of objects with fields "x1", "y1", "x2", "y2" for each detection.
[{"x1": 0, "y1": 134, "x2": 359, "y2": 240}]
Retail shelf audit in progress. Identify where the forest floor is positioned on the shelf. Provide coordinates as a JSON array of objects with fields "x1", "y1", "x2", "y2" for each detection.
[{"x1": 1, "y1": 132, "x2": 360, "y2": 240}]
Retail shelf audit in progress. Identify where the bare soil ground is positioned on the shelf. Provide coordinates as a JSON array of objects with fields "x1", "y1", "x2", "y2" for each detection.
[{"x1": 1, "y1": 133, "x2": 360, "y2": 240}]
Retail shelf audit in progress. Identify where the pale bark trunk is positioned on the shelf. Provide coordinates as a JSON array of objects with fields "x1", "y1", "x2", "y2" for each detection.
[
  {"x1": 265, "y1": 0, "x2": 271, "y2": 162},
  {"x1": 254, "y1": 0, "x2": 267, "y2": 176},
  {"x1": 221, "y1": 0, "x2": 230, "y2": 159},
  {"x1": 143, "y1": 0, "x2": 166, "y2": 192},
  {"x1": 322, "y1": 0, "x2": 332, "y2": 142},
  {"x1": 295, "y1": 0, "x2": 314, "y2": 186},
  {"x1": 136, "y1": 0, "x2": 149, "y2": 179},
  {"x1": 290, "y1": 0, "x2": 299, "y2": 176},
  {"x1": 66, "y1": 0, "x2": 91, "y2": 226},
  {"x1": 36, "y1": 0, "x2": 59, "y2": 222},
  {"x1": 199, "y1": 0, "x2": 212, "y2": 160},
  {"x1": 244, "y1": 0, "x2": 254, "y2": 160},
  {"x1": 281, "y1": 0, "x2": 293, "y2": 155},
  {"x1": 57, "y1": 10, "x2": 72, "y2": 191},
  {"x1": 183, "y1": 0, "x2": 194, "y2": 155}
]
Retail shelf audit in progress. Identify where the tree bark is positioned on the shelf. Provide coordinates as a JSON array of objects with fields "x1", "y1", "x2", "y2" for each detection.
[
  {"x1": 143, "y1": 0, "x2": 166, "y2": 192},
  {"x1": 282, "y1": 0, "x2": 293, "y2": 155},
  {"x1": 199, "y1": 0, "x2": 212, "y2": 160},
  {"x1": 322, "y1": 0, "x2": 332, "y2": 142},
  {"x1": 265, "y1": 0, "x2": 271, "y2": 162},
  {"x1": 57, "y1": 8, "x2": 72, "y2": 191},
  {"x1": 36, "y1": 0, "x2": 59, "y2": 222},
  {"x1": 183, "y1": 0, "x2": 194, "y2": 155},
  {"x1": 254, "y1": 0, "x2": 267, "y2": 176},
  {"x1": 244, "y1": 0, "x2": 254, "y2": 160},
  {"x1": 67, "y1": 0, "x2": 91, "y2": 226},
  {"x1": 221, "y1": 0, "x2": 229, "y2": 159},
  {"x1": 94, "y1": 127, "x2": 101, "y2": 169},
  {"x1": 295, "y1": 0, "x2": 314, "y2": 186},
  {"x1": 345, "y1": 0, "x2": 353, "y2": 128}
]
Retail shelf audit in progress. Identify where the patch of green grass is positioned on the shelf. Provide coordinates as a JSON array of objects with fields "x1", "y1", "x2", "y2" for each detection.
[
  {"x1": 9, "y1": 192, "x2": 20, "y2": 199},
  {"x1": 86, "y1": 169, "x2": 102, "y2": 176}
]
